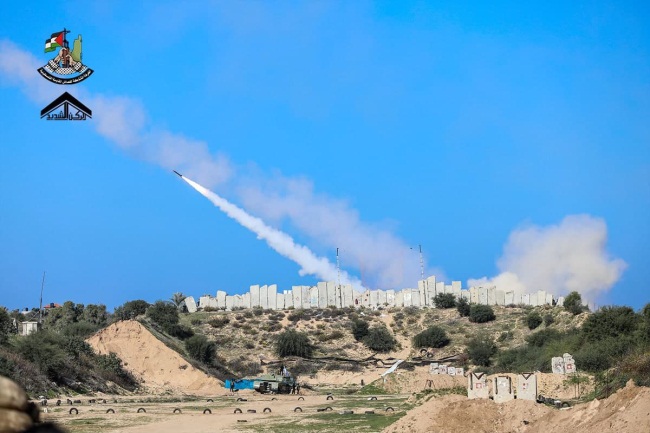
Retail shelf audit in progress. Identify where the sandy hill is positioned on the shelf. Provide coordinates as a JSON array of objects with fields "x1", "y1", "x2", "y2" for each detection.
[
  {"x1": 87, "y1": 320, "x2": 223, "y2": 395},
  {"x1": 383, "y1": 380, "x2": 650, "y2": 433}
]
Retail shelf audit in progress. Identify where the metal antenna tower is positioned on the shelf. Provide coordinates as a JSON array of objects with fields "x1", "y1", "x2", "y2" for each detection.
[
  {"x1": 38, "y1": 271, "x2": 46, "y2": 324},
  {"x1": 419, "y1": 244, "x2": 424, "y2": 280}
]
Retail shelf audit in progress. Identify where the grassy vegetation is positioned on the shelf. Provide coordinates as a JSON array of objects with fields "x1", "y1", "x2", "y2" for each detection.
[{"x1": 237, "y1": 412, "x2": 405, "y2": 433}]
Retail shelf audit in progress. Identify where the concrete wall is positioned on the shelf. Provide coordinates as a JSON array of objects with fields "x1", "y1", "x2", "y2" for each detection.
[
  {"x1": 493, "y1": 375, "x2": 514, "y2": 403},
  {"x1": 517, "y1": 373, "x2": 537, "y2": 401},
  {"x1": 468, "y1": 372, "x2": 489, "y2": 399}
]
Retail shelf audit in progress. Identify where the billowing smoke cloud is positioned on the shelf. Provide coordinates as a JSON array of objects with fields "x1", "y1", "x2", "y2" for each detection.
[
  {"x1": 0, "y1": 39, "x2": 432, "y2": 288},
  {"x1": 183, "y1": 176, "x2": 363, "y2": 287},
  {"x1": 468, "y1": 215, "x2": 627, "y2": 301}
]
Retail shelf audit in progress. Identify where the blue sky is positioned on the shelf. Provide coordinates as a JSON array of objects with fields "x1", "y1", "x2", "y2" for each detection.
[{"x1": 0, "y1": 1, "x2": 648, "y2": 311}]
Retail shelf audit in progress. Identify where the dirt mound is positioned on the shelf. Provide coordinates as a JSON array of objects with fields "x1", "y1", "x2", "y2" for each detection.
[{"x1": 87, "y1": 320, "x2": 223, "y2": 395}]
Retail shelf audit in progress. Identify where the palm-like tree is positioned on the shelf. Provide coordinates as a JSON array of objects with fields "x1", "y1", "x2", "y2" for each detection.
[{"x1": 170, "y1": 292, "x2": 187, "y2": 307}]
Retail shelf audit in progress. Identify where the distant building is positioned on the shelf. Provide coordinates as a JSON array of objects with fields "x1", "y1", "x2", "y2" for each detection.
[{"x1": 21, "y1": 321, "x2": 40, "y2": 336}]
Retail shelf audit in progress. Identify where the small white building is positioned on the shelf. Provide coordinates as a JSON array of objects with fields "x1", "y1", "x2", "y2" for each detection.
[{"x1": 21, "y1": 321, "x2": 40, "y2": 336}]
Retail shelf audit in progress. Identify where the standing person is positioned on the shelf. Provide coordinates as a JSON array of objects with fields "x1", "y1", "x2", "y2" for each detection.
[
  {"x1": 230, "y1": 379, "x2": 235, "y2": 393},
  {"x1": 296, "y1": 383, "x2": 301, "y2": 395}
]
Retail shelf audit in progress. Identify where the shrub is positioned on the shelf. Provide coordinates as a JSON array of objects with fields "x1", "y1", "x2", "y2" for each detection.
[
  {"x1": 543, "y1": 314, "x2": 554, "y2": 327},
  {"x1": 433, "y1": 293, "x2": 456, "y2": 309},
  {"x1": 0, "y1": 308, "x2": 16, "y2": 345},
  {"x1": 413, "y1": 326, "x2": 450, "y2": 349},
  {"x1": 113, "y1": 300, "x2": 149, "y2": 321},
  {"x1": 525, "y1": 312, "x2": 543, "y2": 330},
  {"x1": 352, "y1": 320, "x2": 369, "y2": 341},
  {"x1": 581, "y1": 306, "x2": 639, "y2": 343},
  {"x1": 275, "y1": 329, "x2": 313, "y2": 358},
  {"x1": 564, "y1": 291, "x2": 584, "y2": 315},
  {"x1": 525, "y1": 328, "x2": 562, "y2": 347},
  {"x1": 61, "y1": 321, "x2": 100, "y2": 338},
  {"x1": 185, "y1": 335, "x2": 216, "y2": 364},
  {"x1": 363, "y1": 326, "x2": 397, "y2": 353},
  {"x1": 469, "y1": 305, "x2": 495, "y2": 323},
  {"x1": 165, "y1": 323, "x2": 194, "y2": 340},
  {"x1": 467, "y1": 334, "x2": 497, "y2": 367},
  {"x1": 146, "y1": 301, "x2": 179, "y2": 329},
  {"x1": 456, "y1": 298, "x2": 470, "y2": 317},
  {"x1": 208, "y1": 317, "x2": 230, "y2": 328}
]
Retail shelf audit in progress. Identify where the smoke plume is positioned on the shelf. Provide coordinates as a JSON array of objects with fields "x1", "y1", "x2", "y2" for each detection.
[
  {"x1": 468, "y1": 214, "x2": 627, "y2": 301},
  {"x1": 182, "y1": 176, "x2": 364, "y2": 287}
]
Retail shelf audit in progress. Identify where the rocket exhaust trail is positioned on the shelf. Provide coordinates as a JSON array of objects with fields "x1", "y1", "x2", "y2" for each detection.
[{"x1": 179, "y1": 175, "x2": 364, "y2": 288}]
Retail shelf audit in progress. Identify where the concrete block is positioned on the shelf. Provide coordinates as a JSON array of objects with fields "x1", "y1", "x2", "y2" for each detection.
[
  {"x1": 326, "y1": 282, "x2": 336, "y2": 307},
  {"x1": 438, "y1": 364, "x2": 448, "y2": 375},
  {"x1": 276, "y1": 292, "x2": 284, "y2": 310},
  {"x1": 242, "y1": 293, "x2": 251, "y2": 309},
  {"x1": 546, "y1": 293, "x2": 554, "y2": 306},
  {"x1": 468, "y1": 372, "x2": 489, "y2": 399},
  {"x1": 418, "y1": 279, "x2": 426, "y2": 293},
  {"x1": 412, "y1": 289, "x2": 421, "y2": 307},
  {"x1": 470, "y1": 287, "x2": 478, "y2": 304},
  {"x1": 447, "y1": 367, "x2": 456, "y2": 376},
  {"x1": 496, "y1": 290, "x2": 505, "y2": 306},
  {"x1": 225, "y1": 296, "x2": 234, "y2": 311},
  {"x1": 268, "y1": 285, "x2": 277, "y2": 310},
  {"x1": 517, "y1": 373, "x2": 537, "y2": 401},
  {"x1": 478, "y1": 287, "x2": 488, "y2": 305},
  {"x1": 557, "y1": 296, "x2": 565, "y2": 307},
  {"x1": 564, "y1": 353, "x2": 576, "y2": 374},
  {"x1": 493, "y1": 376, "x2": 514, "y2": 403},
  {"x1": 284, "y1": 291, "x2": 293, "y2": 309},
  {"x1": 504, "y1": 291, "x2": 514, "y2": 306},
  {"x1": 487, "y1": 287, "x2": 496, "y2": 305},
  {"x1": 353, "y1": 290, "x2": 363, "y2": 308},
  {"x1": 452, "y1": 285, "x2": 461, "y2": 301},
  {"x1": 376, "y1": 290, "x2": 385, "y2": 308},
  {"x1": 217, "y1": 291, "x2": 227, "y2": 309},
  {"x1": 452, "y1": 281, "x2": 461, "y2": 292},
  {"x1": 386, "y1": 289, "x2": 395, "y2": 307},
  {"x1": 198, "y1": 296, "x2": 211, "y2": 310},
  {"x1": 426, "y1": 276, "x2": 436, "y2": 306},
  {"x1": 419, "y1": 284, "x2": 426, "y2": 306},
  {"x1": 552, "y1": 357, "x2": 565, "y2": 374},
  {"x1": 318, "y1": 282, "x2": 328, "y2": 308},
  {"x1": 455, "y1": 368, "x2": 464, "y2": 376},
  {"x1": 461, "y1": 290, "x2": 471, "y2": 302},
  {"x1": 234, "y1": 295, "x2": 242, "y2": 309},
  {"x1": 403, "y1": 289, "x2": 412, "y2": 307},
  {"x1": 343, "y1": 284, "x2": 353, "y2": 308},
  {"x1": 184, "y1": 296, "x2": 197, "y2": 313},
  {"x1": 303, "y1": 286, "x2": 312, "y2": 309},
  {"x1": 334, "y1": 285, "x2": 343, "y2": 308},
  {"x1": 260, "y1": 285, "x2": 269, "y2": 309},
  {"x1": 436, "y1": 282, "x2": 445, "y2": 297},
  {"x1": 429, "y1": 363, "x2": 439, "y2": 375},
  {"x1": 444, "y1": 284, "x2": 453, "y2": 294},
  {"x1": 538, "y1": 290, "x2": 547, "y2": 306},
  {"x1": 250, "y1": 285, "x2": 260, "y2": 308},
  {"x1": 309, "y1": 286, "x2": 319, "y2": 308},
  {"x1": 522, "y1": 294, "x2": 530, "y2": 306},
  {"x1": 369, "y1": 290, "x2": 378, "y2": 308},
  {"x1": 530, "y1": 291, "x2": 539, "y2": 307},
  {"x1": 395, "y1": 291, "x2": 404, "y2": 307},
  {"x1": 292, "y1": 286, "x2": 302, "y2": 309}
]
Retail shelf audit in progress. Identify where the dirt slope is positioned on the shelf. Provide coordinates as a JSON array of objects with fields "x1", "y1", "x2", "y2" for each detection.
[
  {"x1": 87, "y1": 320, "x2": 223, "y2": 395},
  {"x1": 383, "y1": 381, "x2": 650, "y2": 433}
]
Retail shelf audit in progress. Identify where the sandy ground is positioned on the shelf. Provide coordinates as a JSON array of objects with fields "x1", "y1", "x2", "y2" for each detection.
[{"x1": 87, "y1": 321, "x2": 223, "y2": 395}]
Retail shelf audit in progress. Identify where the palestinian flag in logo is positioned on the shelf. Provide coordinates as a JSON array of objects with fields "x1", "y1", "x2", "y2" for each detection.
[{"x1": 44, "y1": 31, "x2": 64, "y2": 53}]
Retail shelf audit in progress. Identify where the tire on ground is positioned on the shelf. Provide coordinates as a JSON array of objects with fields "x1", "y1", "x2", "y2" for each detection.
[
  {"x1": 234, "y1": 408, "x2": 242, "y2": 414},
  {"x1": 263, "y1": 408, "x2": 272, "y2": 413},
  {"x1": 173, "y1": 408, "x2": 182, "y2": 414},
  {"x1": 207, "y1": 399, "x2": 213, "y2": 402},
  {"x1": 385, "y1": 407, "x2": 394, "y2": 412},
  {"x1": 298, "y1": 397, "x2": 304, "y2": 401},
  {"x1": 326, "y1": 395, "x2": 334, "y2": 400},
  {"x1": 137, "y1": 408, "x2": 146, "y2": 413},
  {"x1": 69, "y1": 408, "x2": 78, "y2": 415},
  {"x1": 106, "y1": 409, "x2": 115, "y2": 414},
  {"x1": 294, "y1": 407, "x2": 303, "y2": 412},
  {"x1": 203, "y1": 408, "x2": 212, "y2": 414}
]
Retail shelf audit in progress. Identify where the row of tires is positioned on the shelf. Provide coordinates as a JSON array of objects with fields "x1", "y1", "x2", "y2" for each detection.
[
  {"x1": 67, "y1": 406, "x2": 396, "y2": 415},
  {"x1": 232, "y1": 396, "x2": 324, "y2": 402}
]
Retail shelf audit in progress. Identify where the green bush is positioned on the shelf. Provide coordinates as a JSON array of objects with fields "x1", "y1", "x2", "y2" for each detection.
[
  {"x1": 456, "y1": 298, "x2": 470, "y2": 317},
  {"x1": 525, "y1": 328, "x2": 562, "y2": 347},
  {"x1": 467, "y1": 334, "x2": 497, "y2": 367},
  {"x1": 351, "y1": 319, "x2": 369, "y2": 341},
  {"x1": 433, "y1": 293, "x2": 456, "y2": 309},
  {"x1": 469, "y1": 305, "x2": 495, "y2": 323},
  {"x1": 0, "y1": 308, "x2": 15, "y2": 345},
  {"x1": 564, "y1": 291, "x2": 584, "y2": 315},
  {"x1": 146, "y1": 301, "x2": 179, "y2": 329},
  {"x1": 165, "y1": 323, "x2": 194, "y2": 340},
  {"x1": 185, "y1": 334, "x2": 216, "y2": 364},
  {"x1": 276, "y1": 329, "x2": 314, "y2": 358},
  {"x1": 581, "y1": 306, "x2": 639, "y2": 343},
  {"x1": 413, "y1": 326, "x2": 450, "y2": 349},
  {"x1": 363, "y1": 326, "x2": 397, "y2": 353},
  {"x1": 61, "y1": 321, "x2": 100, "y2": 338},
  {"x1": 525, "y1": 312, "x2": 543, "y2": 330},
  {"x1": 114, "y1": 300, "x2": 150, "y2": 321},
  {"x1": 543, "y1": 314, "x2": 554, "y2": 327},
  {"x1": 208, "y1": 317, "x2": 230, "y2": 328}
]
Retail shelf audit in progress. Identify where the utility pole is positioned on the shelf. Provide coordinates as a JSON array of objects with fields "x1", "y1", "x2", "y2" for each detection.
[
  {"x1": 336, "y1": 248, "x2": 341, "y2": 289},
  {"x1": 38, "y1": 271, "x2": 46, "y2": 324},
  {"x1": 419, "y1": 244, "x2": 424, "y2": 281}
]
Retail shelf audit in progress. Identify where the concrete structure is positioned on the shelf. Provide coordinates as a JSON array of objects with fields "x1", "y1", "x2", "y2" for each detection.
[
  {"x1": 468, "y1": 372, "x2": 489, "y2": 399},
  {"x1": 493, "y1": 376, "x2": 514, "y2": 403},
  {"x1": 268, "y1": 285, "x2": 278, "y2": 310},
  {"x1": 552, "y1": 356, "x2": 565, "y2": 374},
  {"x1": 21, "y1": 321, "x2": 39, "y2": 336},
  {"x1": 284, "y1": 291, "x2": 293, "y2": 309},
  {"x1": 455, "y1": 368, "x2": 464, "y2": 376},
  {"x1": 310, "y1": 286, "x2": 319, "y2": 308},
  {"x1": 217, "y1": 291, "x2": 227, "y2": 309},
  {"x1": 438, "y1": 364, "x2": 447, "y2": 375},
  {"x1": 250, "y1": 285, "x2": 260, "y2": 308},
  {"x1": 504, "y1": 291, "x2": 514, "y2": 306},
  {"x1": 470, "y1": 287, "x2": 478, "y2": 304},
  {"x1": 276, "y1": 292, "x2": 284, "y2": 310},
  {"x1": 411, "y1": 289, "x2": 421, "y2": 307},
  {"x1": 447, "y1": 367, "x2": 456, "y2": 376},
  {"x1": 496, "y1": 290, "x2": 505, "y2": 306},
  {"x1": 260, "y1": 285, "x2": 269, "y2": 309},
  {"x1": 517, "y1": 373, "x2": 537, "y2": 401},
  {"x1": 429, "y1": 363, "x2": 439, "y2": 374},
  {"x1": 184, "y1": 296, "x2": 197, "y2": 313},
  {"x1": 395, "y1": 291, "x2": 404, "y2": 307},
  {"x1": 378, "y1": 289, "x2": 387, "y2": 307},
  {"x1": 487, "y1": 287, "x2": 496, "y2": 305},
  {"x1": 225, "y1": 295, "x2": 234, "y2": 311},
  {"x1": 242, "y1": 293, "x2": 251, "y2": 309},
  {"x1": 403, "y1": 289, "x2": 412, "y2": 307},
  {"x1": 564, "y1": 353, "x2": 576, "y2": 374},
  {"x1": 369, "y1": 290, "x2": 378, "y2": 308},
  {"x1": 303, "y1": 286, "x2": 312, "y2": 309},
  {"x1": 292, "y1": 286, "x2": 302, "y2": 309},
  {"x1": 478, "y1": 287, "x2": 488, "y2": 305},
  {"x1": 317, "y1": 282, "x2": 327, "y2": 308},
  {"x1": 326, "y1": 282, "x2": 336, "y2": 307},
  {"x1": 386, "y1": 289, "x2": 395, "y2": 308}
]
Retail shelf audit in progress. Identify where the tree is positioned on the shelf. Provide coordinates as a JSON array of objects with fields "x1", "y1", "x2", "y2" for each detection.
[
  {"x1": 469, "y1": 305, "x2": 495, "y2": 323},
  {"x1": 467, "y1": 334, "x2": 497, "y2": 367},
  {"x1": 433, "y1": 293, "x2": 456, "y2": 309},
  {"x1": 351, "y1": 319, "x2": 369, "y2": 341},
  {"x1": 413, "y1": 326, "x2": 450, "y2": 349},
  {"x1": 185, "y1": 335, "x2": 216, "y2": 364},
  {"x1": 363, "y1": 326, "x2": 397, "y2": 353},
  {"x1": 83, "y1": 304, "x2": 108, "y2": 327},
  {"x1": 564, "y1": 291, "x2": 584, "y2": 315},
  {"x1": 525, "y1": 312, "x2": 543, "y2": 330},
  {"x1": 113, "y1": 300, "x2": 149, "y2": 321},
  {"x1": 170, "y1": 292, "x2": 187, "y2": 307},
  {"x1": 0, "y1": 307, "x2": 15, "y2": 345},
  {"x1": 456, "y1": 297, "x2": 470, "y2": 317},
  {"x1": 275, "y1": 329, "x2": 313, "y2": 358},
  {"x1": 581, "y1": 306, "x2": 639, "y2": 343},
  {"x1": 543, "y1": 314, "x2": 554, "y2": 327},
  {"x1": 146, "y1": 301, "x2": 179, "y2": 329}
]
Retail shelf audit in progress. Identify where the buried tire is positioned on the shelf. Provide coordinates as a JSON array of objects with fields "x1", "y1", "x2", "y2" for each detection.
[
  {"x1": 207, "y1": 399, "x2": 213, "y2": 402},
  {"x1": 298, "y1": 397, "x2": 304, "y2": 401},
  {"x1": 385, "y1": 407, "x2": 394, "y2": 412},
  {"x1": 326, "y1": 395, "x2": 334, "y2": 401},
  {"x1": 294, "y1": 407, "x2": 303, "y2": 412},
  {"x1": 369, "y1": 396, "x2": 378, "y2": 401},
  {"x1": 173, "y1": 408, "x2": 182, "y2": 414},
  {"x1": 137, "y1": 408, "x2": 146, "y2": 413},
  {"x1": 69, "y1": 408, "x2": 78, "y2": 415},
  {"x1": 237, "y1": 398, "x2": 247, "y2": 402},
  {"x1": 106, "y1": 409, "x2": 115, "y2": 414},
  {"x1": 263, "y1": 408, "x2": 272, "y2": 413},
  {"x1": 203, "y1": 409, "x2": 211, "y2": 414},
  {"x1": 234, "y1": 408, "x2": 242, "y2": 414}
]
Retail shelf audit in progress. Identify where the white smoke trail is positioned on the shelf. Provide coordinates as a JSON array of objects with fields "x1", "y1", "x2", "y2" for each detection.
[
  {"x1": 182, "y1": 176, "x2": 365, "y2": 287},
  {"x1": 467, "y1": 215, "x2": 627, "y2": 301}
]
